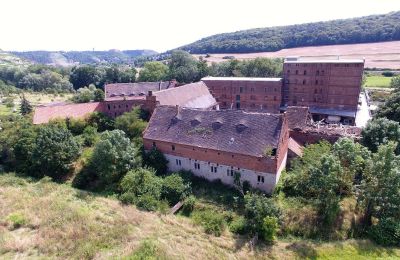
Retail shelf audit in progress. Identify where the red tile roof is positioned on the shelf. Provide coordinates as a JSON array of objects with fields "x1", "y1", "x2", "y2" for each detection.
[
  {"x1": 33, "y1": 102, "x2": 103, "y2": 124},
  {"x1": 104, "y1": 81, "x2": 176, "y2": 101}
]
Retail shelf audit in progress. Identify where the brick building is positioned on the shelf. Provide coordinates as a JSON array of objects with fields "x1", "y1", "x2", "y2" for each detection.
[
  {"x1": 282, "y1": 57, "x2": 364, "y2": 125},
  {"x1": 202, "y1": 57, "x2": 364, "y2": 125},
  {"x1": 143, "y1": 106, "x2": 289, "y2": 193},
  {"x1": 202, "y1": 77, "x2": 282, "y2": 113}
]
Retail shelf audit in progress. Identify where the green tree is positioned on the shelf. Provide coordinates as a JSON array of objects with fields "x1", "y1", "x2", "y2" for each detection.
[
  {"x1": 361, "y1": 118, "x2": 400, "y2": 154},
  {"x1": 375, "y1": 91, "x2": 400, "y2": 123},
  {"x1": 138, "y1": 62, "x2": 168, "y2": 82},
  {"x1": 359, "y1": 142, "x2": 400, "y2": 227},
  {"x1": 19, "y1": 95, "x2": 33, "y2": 115},
  {"x1": 93, "y1": 88, "x2": 105, "y2": 101},
  {"x1": 262, "y1": 216, "x2": 279, "y2": 243},
  {"x1": 120, "y1": 167, "x2": 163, "y2": 210},
  {"x1": 69, "y1": 65, "x2": 101, "y2": 89},
  {"x1": 115, "y1": 107, "x2": 147, "y2": 139},
  {"x1": 390, "y1": 75, "x2": 400, "y2": 90},
  {"x1": 104, "y1": 65, "x2": 136, "y2": 83},
  {"x1": 31, "y1": 126, "x2": 80, "y2": 180},
  {"x1": 161, "y1": 173, "x2": 191, "y2": 205},
  {"x1": 143, "y1": 148, "x2": 168, "y2": 175},
  {"x1": 85, "y1": 130, "x2": 140, "y2": 187},
  {"x1": 168, "y1": 50, "x2": 199, "y2": 83},
  {"x1": 244, "y1": 193, "x2": 281, "y2": 236}
]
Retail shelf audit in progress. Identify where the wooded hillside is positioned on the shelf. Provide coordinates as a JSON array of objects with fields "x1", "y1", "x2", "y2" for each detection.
[{"x1": 180, "y1": 11, "x2": 400, "y2": 54}]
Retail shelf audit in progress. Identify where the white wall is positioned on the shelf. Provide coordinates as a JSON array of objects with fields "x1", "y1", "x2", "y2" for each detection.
[{"x1": 164, "y1": 153, "x2": 284, "y2": 193}]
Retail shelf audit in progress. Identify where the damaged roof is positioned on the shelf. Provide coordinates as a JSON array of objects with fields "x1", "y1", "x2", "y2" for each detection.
[{"x1": 143, "y1": 106, "x2": 284, "y2": 157}]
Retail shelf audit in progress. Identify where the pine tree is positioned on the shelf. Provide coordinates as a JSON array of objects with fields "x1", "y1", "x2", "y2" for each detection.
[{"x1": 20, "y1": 95, "x2": 33, "y2": 115}]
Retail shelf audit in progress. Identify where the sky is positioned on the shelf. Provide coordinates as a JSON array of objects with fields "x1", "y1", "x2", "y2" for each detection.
[{"x1": 1, "y1": 0, "x2": 400, "y2": 52}]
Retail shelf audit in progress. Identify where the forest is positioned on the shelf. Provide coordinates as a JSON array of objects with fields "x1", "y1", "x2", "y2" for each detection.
[{"x1": 179, "y1": 11, "x2": 400, "y2": 53}]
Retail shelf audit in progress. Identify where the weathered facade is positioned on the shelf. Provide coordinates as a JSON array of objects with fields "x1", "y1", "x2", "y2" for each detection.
[
  {"x1": 202, "y1": 77, "x2": 282, "y2": 113},
  {"x1": 143, "y1": 106, "x2": 289, "y2": 193},
  {"x1": 282, "y1": 58, "x2": 364, "y2": 125}
]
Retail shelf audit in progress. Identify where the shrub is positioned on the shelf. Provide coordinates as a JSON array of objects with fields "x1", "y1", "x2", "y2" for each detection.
[
  {"x1": 162, "y1": 173, "x2": 191, "y2": 205},
  {"x1": 382, "y1": 71, "x2": 394, "y2": 77},
  {"x1": 136, "y1": 194, "x2": 161, "y2": 211},
  {"x1": 7, "y1": 212, "x2": 27, "y2": 229},
  {"x1": 67, "y1": 118, "x2": 88, "y2": 135},
  {"x1": 229, "y1": 216, "x2": 248, "y2": 235},
  {"x1": 181, "y1": 195, "x2": 196, "y2": 216},
  {"x1": 262, "y1": 216, "x2": 279, "y2": 243},
  {"x1": 84, "y1": 130, "x2": 140, "y2": 188},
  {"x1": 369, "y1": 218, "x2": 400, "y2": 246},
  {"x1": 115, "y1": 107, "x2": 147, "y2": 139},
  {"x1": 143, "y1": 148, "x2": 168, "y2": 176},
  {"x1": 31, "y1": 125, "x2": 80, "y2": 180},
  {"x1": 193, "y1": 210, "x2": 226, "y2": 236},
  {"x1": 127, "y1": 239, "x2": 168, "y2": 259},
  {"x1": 87, "y1": 112, "x2": 114, "y2": 132},
  {"x1": 82, "y1": 126, "x2": 99, "y2": 146}
]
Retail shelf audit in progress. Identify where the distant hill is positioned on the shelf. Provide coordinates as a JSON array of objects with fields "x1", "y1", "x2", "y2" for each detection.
[
  {"x1": 179, "y1": 11, "x2": 400, "y2": 54},
  {"x1": 0, "y1": 50, "x2": 32, "y2": 67},
  {"x1": 10, "y1": 49, "x2": 158, "y2": 66}
]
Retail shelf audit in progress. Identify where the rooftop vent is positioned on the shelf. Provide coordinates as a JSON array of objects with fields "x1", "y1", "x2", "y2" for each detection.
[
  {"x1": 190, "y1": 119, "x2": 201, "y2": 127},
  {"x1": 110, "y1": 93, "x2": 116, "y2": 97},
  {"x1": 212, "y1": 121, "x2": 222, "y2": 130},
  {"x1": 229, "y1": 137, "x2": 235, "y2": 144},
  {"x1": 236, "y1": 124, "x2": 248, "y2": 133}
]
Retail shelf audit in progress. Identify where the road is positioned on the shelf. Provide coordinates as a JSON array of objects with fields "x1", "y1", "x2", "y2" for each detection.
[{"x1": 355, "y1": 92, "x2": 371, "y2": 127}]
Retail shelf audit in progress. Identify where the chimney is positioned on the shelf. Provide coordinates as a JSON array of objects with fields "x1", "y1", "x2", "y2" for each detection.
[
  {"x1": 176, "y1": 105, "x2": 182, "y2": 119},
  {"x1": 170, "y1": 79, "x2": 177, "y2": 88},
  {"x1": 158, "y1": 81, "x2": 162, "y2": 91},
  {"x1": 148, "y1": 90, "x2": 152, "y2": 96}
]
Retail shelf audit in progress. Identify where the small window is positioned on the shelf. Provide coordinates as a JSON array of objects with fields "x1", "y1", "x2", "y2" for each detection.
[
  {"x1": 315, "y1": 80, "x2": 318, "y2": 85},
  {"x1": 287, "y1": 70, "x2": 290, "y2": 74},
  {"x1": 126, "y1": 104, "x2": 128, "y2": 108},
  {"x1": 172, "y1": 145, "x2": 175, "y2": 151},
  {"x1": 295, "y1": 70, "x2": 298, "y2": 75},
  {"x1": 257, "y1": 175, "x2": 265, "y2": 183},
  {"x1": 316, "y1": 70, "x2": 320, "y2": 76},
  {"x1": 240, "y1": 87, "x2": 244, "y2": 93},
  {"x1": 152, "y1": 142, "x2": 156, "y2": 147},
  {"x1": 108, "y1": 104, "x2": 111, "y2": 110},
  {"x1": 303, "y1": 79, "x2": 306, "y2": 85},
  {"x1": 211, "y1": 166, "x2": 217, "y2": 173},
  {"x1": 304, "y1": 70, "x2": 307, "y2": 75}
]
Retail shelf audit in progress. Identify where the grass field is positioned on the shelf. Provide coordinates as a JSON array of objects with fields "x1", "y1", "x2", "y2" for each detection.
[
  {"x1": 364, "y1": 76, "x2": 392, "y2": 88},
  {"x1": 1, "y1": 173, "x2": 399, "y2": 259}
]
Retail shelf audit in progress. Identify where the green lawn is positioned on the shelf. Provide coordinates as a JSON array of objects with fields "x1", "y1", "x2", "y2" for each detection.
[{"x1": 364, "y1": 76, "x2": 392, "y2": 88}]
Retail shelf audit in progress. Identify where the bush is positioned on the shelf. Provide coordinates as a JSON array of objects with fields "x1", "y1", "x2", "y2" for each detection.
[
  {"x1": 193, "y1": 210, "x2": 226, "y2": 236},
  {"x1": 82, "y1": 126, "x2": 99, "y2": 146},
  {"x1": 162, "y1": 173, "x2": 191, "y2": 205},
  {"x1": 127, "y1": 240, "x2": 168, "y2": 259},
  {"x1": 67, "y1": 118, "x2": 88, "y2": 135},
  {"x1": 229, "y1": 216, "x2": 248, "y2": 235},
  {"x1": 87, "y1": 112, "x2": 114, "y2": 132},
  {"x1": 7, "y1": 212, "x2": 27, "y2": 229},
  {"x1": 262, "y1": 216, "x2": 279, "y2": 243},
  {"x1": 369, "y1": 218, "x2": 400, "y2": 246},
  {"x1": 181, "y1": 195, "x2": 196, "y2": 216},
  {"x1": 143, "y1": 148, "x2": 168, "y2": 176},
  {"x1": 136, "y1": 194, "x2": 161, "y2": 211},
  {"x1": 382, "y1": 71, "x2": 394, "y2": 77}
]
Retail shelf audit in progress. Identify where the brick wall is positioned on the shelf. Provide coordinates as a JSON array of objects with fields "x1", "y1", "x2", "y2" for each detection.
[
  {"x1": 283, "y1": 62, "x2": 364, "y2": 111},
  {"x1": 203, "y1": 79, "x2": 282, "y2": 113},
  {"x1": 101, "y1": 95, "x2": 157, "y2": 118}
]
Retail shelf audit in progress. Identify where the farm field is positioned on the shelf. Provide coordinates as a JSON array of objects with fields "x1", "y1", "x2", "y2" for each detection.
[
  {"x1": 194, "y1": 41, "x2": 400, "y2": 70},
  {"x1": 364, "y1": 76, "x2": 393, "y2": 88},
  {"x1": 0, "y1": 92, "x2": 73, "y2": 116},
  {"x1": 1, "y1": 173, "x2": 399, "y2": 259}
]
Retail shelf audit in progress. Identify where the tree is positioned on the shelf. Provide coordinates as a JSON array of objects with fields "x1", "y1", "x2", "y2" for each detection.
[
  {"x1": 69, "y1": 65, "x2": 101, "y2": 89},
  {"x1": 19, "y1": 94, "x2": 33, "y2": 115},
  {"x1": 104, "y1": 65, "x2": 136, "y2": 84},
  {"x1": 161, "y1": 173, "x2": 191, "y2": 205},
  {"x1": 375, "y1": 91, "x2": 400, "y2": 123},
  {"x1": 359, "y1": 142, "x2": 400, "y2": 225},
  {"x1": 115, "y1": 107, "x2": 147, "y2": 139},
  {"x1": 138, "y1": 62, "x2": 168, "y2": 82},
  {"x1": 168, "y1": 50, "x2": 199, "y2": 83},
  {"x1": 120, "y1": 167, "x2": 163, "y2": 211},
  {"x1": 390, "y1": 75, "x2": 400, "y2": 90},
  {"x1": 84, "y1": 130, "x2": 140, "y2": 187},
  {"x1": 31, "y1": 126, "x2": 80, "y2": 180},
  {"x1": 244, "y1": 193, "x2": 281, "y2": 237},
  {"x1": 361, "y1": 118, "x2": 400, "y2": 154},
  {"x1": 93, "y1": 88, "x2": 105, "y2": 101},
  {"x1": 71, "y1": 84, "x2": 97, "y2": 103},
  {"x1": 87, "y1": 112, "x2": 115, "y2": 132},
  {"x1": 143, "y1": 148, "x2": 168, "y2": 175}
]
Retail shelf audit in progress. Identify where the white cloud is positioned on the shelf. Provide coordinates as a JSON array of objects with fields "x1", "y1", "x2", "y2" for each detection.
[{"x1": 1, "y1": 0, "x2": 400, "y2": 52}]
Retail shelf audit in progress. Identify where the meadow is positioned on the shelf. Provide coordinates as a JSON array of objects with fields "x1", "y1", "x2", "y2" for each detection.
[
  {"x1": 1, "y1": 173, "x2": 399, "y2": 259},
  {"x1": 364, "y1": 75, "x2": 393, "y2": 88}
]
